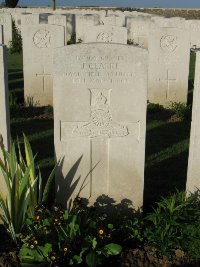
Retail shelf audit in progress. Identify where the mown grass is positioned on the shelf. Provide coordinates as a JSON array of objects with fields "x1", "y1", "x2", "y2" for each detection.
[{"x1": 7, "y1": 50, "x2": 196, "y2": 211}]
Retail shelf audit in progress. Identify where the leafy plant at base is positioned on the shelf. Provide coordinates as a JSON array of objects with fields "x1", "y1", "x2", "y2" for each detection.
[
  {"x1": 0, "y1": 135, "x2": 57, "y2": 244},
  {"x1": 147, "y1": 102, "x2": 164, "y2": 114},
  {"x1": 19, "y1": 200, "x2": 122, "y2": 267},
  {"x1": 8, "y1": 20, "x2": 22, "y2": 54},
  {"x1": 169, "y1": 102, "x2": 191, "y2": 121},
  {"x1": 144, "y1": 191, "x2": 200, "y2": 255},
  {"x1": 67, "y1": 33, "x2": 76, "y2": 45}
]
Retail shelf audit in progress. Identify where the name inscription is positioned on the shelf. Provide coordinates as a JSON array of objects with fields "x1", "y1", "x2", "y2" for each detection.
[{"x1": 61, "y1": 54, "x2": 135, "y2": 84}]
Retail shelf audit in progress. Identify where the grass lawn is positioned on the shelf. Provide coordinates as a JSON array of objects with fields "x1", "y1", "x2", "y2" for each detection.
[{"x1": 6, "y1": 50, "x2": 196, "y2": 212}]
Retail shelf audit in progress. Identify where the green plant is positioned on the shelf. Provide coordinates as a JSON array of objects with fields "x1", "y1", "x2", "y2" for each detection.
[
  {"x1": 8, "y1": 20, "x2": 22, "y2": 54},
  {"x1": 24, "y1": 96, "x2": 39, "y2": 108},
  {"x1": 19, "y1": 200, "x2": 122, "y2": 267},
  {"x1": 77, "y1": 38, "x2": 83, "y2": 43},
  {"x1": 67, "y1": 33, "x2": 76, "y2": 45},
  {"x1": 169, "y1": 102, "x2": 191, "y2": 121},
  {"x1": 0, "y1": 135, "x2": 57, "y2": 244},
  {"x1": 9, "y1": 91, "x2": 18, "y2": 106},
  {"x1": 127, "y1": 39, "x2": 134, "y2": 45},
  {"x1": 144, "y1": 191, "x2": 197, "y2": 254},
  {"x1": 147, "y1": 102, "x2": 164, "y2": 113}
]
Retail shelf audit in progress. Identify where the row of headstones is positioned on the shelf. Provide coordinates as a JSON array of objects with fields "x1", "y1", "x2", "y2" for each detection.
[
  {"x1": 0, "y1": 40, "x2": 200, "y2": 208},
  {"x1": 21, "y1": 22, "x2": 190, "y2": 107},
  {"x1": 0, "y1": 9, "x2": 199, "y2": 106}
]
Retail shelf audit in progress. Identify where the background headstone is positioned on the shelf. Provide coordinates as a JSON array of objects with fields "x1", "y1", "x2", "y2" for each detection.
[
  {"x1": 21, "y1": 13, "x2": 40, "y2": 27},
  {"x1": 148, "y1": 27, "x2": 190, "y2": 106},
  {"x1": 126, "y1": 15, "x2": 153, "y2": 48},
  {"x1": 76, "y1": 14, "x2": 99, "y2": 42},
  {"x1": 185, "y1": 20, "x2": 200, "y2": 49},
  {"x1": 187, "y1": 51, "x2": 200, "y2": 193},
  {"x1": 54, "y1": 43, "x2": 148, "y2": 209},
  {"x1": 82, "y1": 25, "x2": 127, "y2": 44},
  {"x1": 0, "y1": 25, "x2": 3, "y2": 44},
  {"x1": 0, "y1": 44, "x2": 10, "y2": 151},
  {"x1": 23, "y1": 24, "x2": 65, "y2": 106},
  {"x1": 0, "y1": 13, "x2": 12, "y2": 46}
]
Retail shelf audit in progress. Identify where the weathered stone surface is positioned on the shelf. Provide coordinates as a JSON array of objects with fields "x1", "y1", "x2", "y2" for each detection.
[
  {"x1": 126, "y1": 15, "x2": 153, "y2": 48},
  {"x1": 152, "y1": 16, "x2": 186, "y2": 29},
  {"x1": 21, "y1": 13, "x2": 40, "y2": 26},
  {"x1": 76, "y1": 14, "x2": 99, "y2": 42},
  {"x1": 148, "y1": 27, "x2": 190, "y2": 106},
  {"x1": 48, "y1": 14, "x2": 75, "y2": 44},
  {"x1": 0, "y1": 44, "x2": 10, "y2": 151},
  {"x1": 0, "y1": 25, "x2": 3, "y2": 44},
  {"x1": 22, "y1": 24, "x2": 65, "y2": 106},
  {"x1": 82, "y1": 25, "x2": 127, "y2": 44},
  {"x1": 185, "y1": 20, "x2": 200, "y2": 48},
  {"x1": 0, "y1": 13, "x2": 12, "y2": 46},
  {"x1": 54, "y1": 43, "x2": 148, "y2": 209},
  {"x1": 100, "y1": 14, "x2": 125, "y2": 27},
  {"x1": 187, "y1": 51, "x2": 200, "y2": 193}
]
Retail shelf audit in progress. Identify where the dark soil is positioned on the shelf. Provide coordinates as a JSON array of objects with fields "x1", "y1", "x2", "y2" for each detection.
[{"x1": 0, "y1": 226, "x2": 20, "y2": 267}]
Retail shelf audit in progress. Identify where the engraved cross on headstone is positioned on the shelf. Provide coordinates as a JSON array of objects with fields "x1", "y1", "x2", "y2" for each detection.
[
  {"x1": 60, "y1": 88, "x2": 140, "y2": 196},
  {"x1": 36, "y1": 66, "x2": 51, "y2": 91},
  {"x1": 159, "y1": 69, "x2": 176, "y2": 100}
]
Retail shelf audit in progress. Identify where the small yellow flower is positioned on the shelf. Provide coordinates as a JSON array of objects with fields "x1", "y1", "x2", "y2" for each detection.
[
  {"x1": 50, "y1": 255, "x2": 56, "y2": 261},
  {"x1": 98, "y1": 229, "x2": 104, "y2": 235},
  {"x1": 63, "y1": 247, "x2": 68, "y2": 252}
]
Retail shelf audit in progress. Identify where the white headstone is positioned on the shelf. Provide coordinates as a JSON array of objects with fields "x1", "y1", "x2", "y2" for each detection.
[
  {"x1": 100, "y1": 14, "x2": 125, "y2": 27},
  {"x1": 185, "y1": 20, "x2": 200, "y2": 49},
  {"x1": 148, "y1": 27, "x2": 190, "y2": 106},
  {"x1": 76, "y1": 14, "x2": 99, "y2": 43},
  {"x1": 126, "y1": 16, "x2": 153, "y2": 48},
  {"x1": 187, "y1": 51, "x2": 200, "y2": 193},
  {"x1": 48, "y1": 14, "x2": 75, "y2": 44},
  {"x1": 152, "y1": 16, "x2": 186, "y2": 29},
  {"x1": 54, "y1": 43, "x2": 148, "y2": 209},
  {"x1": 82, "y1": 25, "x2": 127, "y2": 44},
  {"x1": 0, "y1": 25, "x2": 3, "y2": 44},
  {"x1": 0, "y1": 13, "x2": 12, "y2": 46},
  {"x1": 21, "y1": 13, "x2": 40, "y2": 26},
  {"x1": 0, "y1": 44, "x2": 10, "y2": 150},
  {"x1": 22, "y1": 24, "x2": 65, "y2": 106}
]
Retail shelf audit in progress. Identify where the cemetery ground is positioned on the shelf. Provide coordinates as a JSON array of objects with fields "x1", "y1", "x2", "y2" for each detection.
[{"x1": 0, "y1": 50, "x2": 200, "y2": 267}]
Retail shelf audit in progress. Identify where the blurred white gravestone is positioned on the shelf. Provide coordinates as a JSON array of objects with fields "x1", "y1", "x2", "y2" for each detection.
[
  {"x1": 148, "y1": 27, "x2": 190, "y2": 106},
  {"x1": 76, "y1": 14, "x2": 99, "y2": 42},
  {"x1": 126, "y1": 16, "x2": 153, "y2": 49},
  {"x1": 187, "y1": 51, "x2": 200, "y2": 193},
  {"x1": 22, "y1": 24, "x2": 65, "y2": 106},
  {"x1": 0, "y1": 44, "x2": 10, "y2": 151},
  {"x1": 82, "y1": 25, "x2": 127, "y2": 44},
  {"x1": 100, "y1": 14, "x2": 125, "y2": 27},
  {"x1": 0, "y1": 25, "x2": 3, "y2": 44},
  {"x1": 21, "y1": 14, "x2": 40, "y2": 26},
  {"x1": 185, "y1": 20, "x2": 200, "y2": 49},
  {"x1": 48, "y1": 14, "x2": 74, "y2": 44},
  {"x1": 54, "y1": 43, "x2": 148, "y2": 209},
  {"x1": 0, "y1": 13, "x2": 12, "y2": 46}
]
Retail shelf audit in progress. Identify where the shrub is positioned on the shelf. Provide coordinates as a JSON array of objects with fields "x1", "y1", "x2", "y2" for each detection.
[
  {"x1": 8, "y1": 20, "x2": 22, "y2": 54},
  {"x1": 67, "y1": 33, "x2": 76, "y2": 45},
  {"x1": 144, "y1": 191, "x2": 200, "y2": 255},
  {"x1": 147, "y1": 102, "x2": 164, "y2": 113},
  {"x1": 170, "y1": 102, "x2": 191, "y2": 121},
  {"x1": 0, "y1": 135, "x2": 57, "y2": 244},
  {"x1": 19, "y1": 200, "x2": 122, "y2": 266}
]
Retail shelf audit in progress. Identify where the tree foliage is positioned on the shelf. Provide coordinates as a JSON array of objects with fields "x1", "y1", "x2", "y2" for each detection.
[{"x1": 5, "y1": 0, "x2": 19, "y2": 7}]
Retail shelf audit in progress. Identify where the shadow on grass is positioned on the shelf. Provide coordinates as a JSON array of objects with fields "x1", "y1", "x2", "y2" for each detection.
[
  {"x1": 144, "y1": 150, "x2": 189, "y2": 213},
  {"x1": 8, "y1": 71, "x2": 23, "y2": 80},
  {"x1": 145, "y1": 120, "x2": 191, "y2": 158},
  {"x1": 11, "y1": 119, "x2": 53, "y2": 139}
]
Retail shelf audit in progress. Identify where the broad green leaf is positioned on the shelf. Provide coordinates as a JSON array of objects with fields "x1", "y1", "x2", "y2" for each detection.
[
  {"x1": 86, "y1": 251, "x2": 98, "y2": 267},
  {"x1": 103, "y1": 243, "x2": 122, "y2": 255}
]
